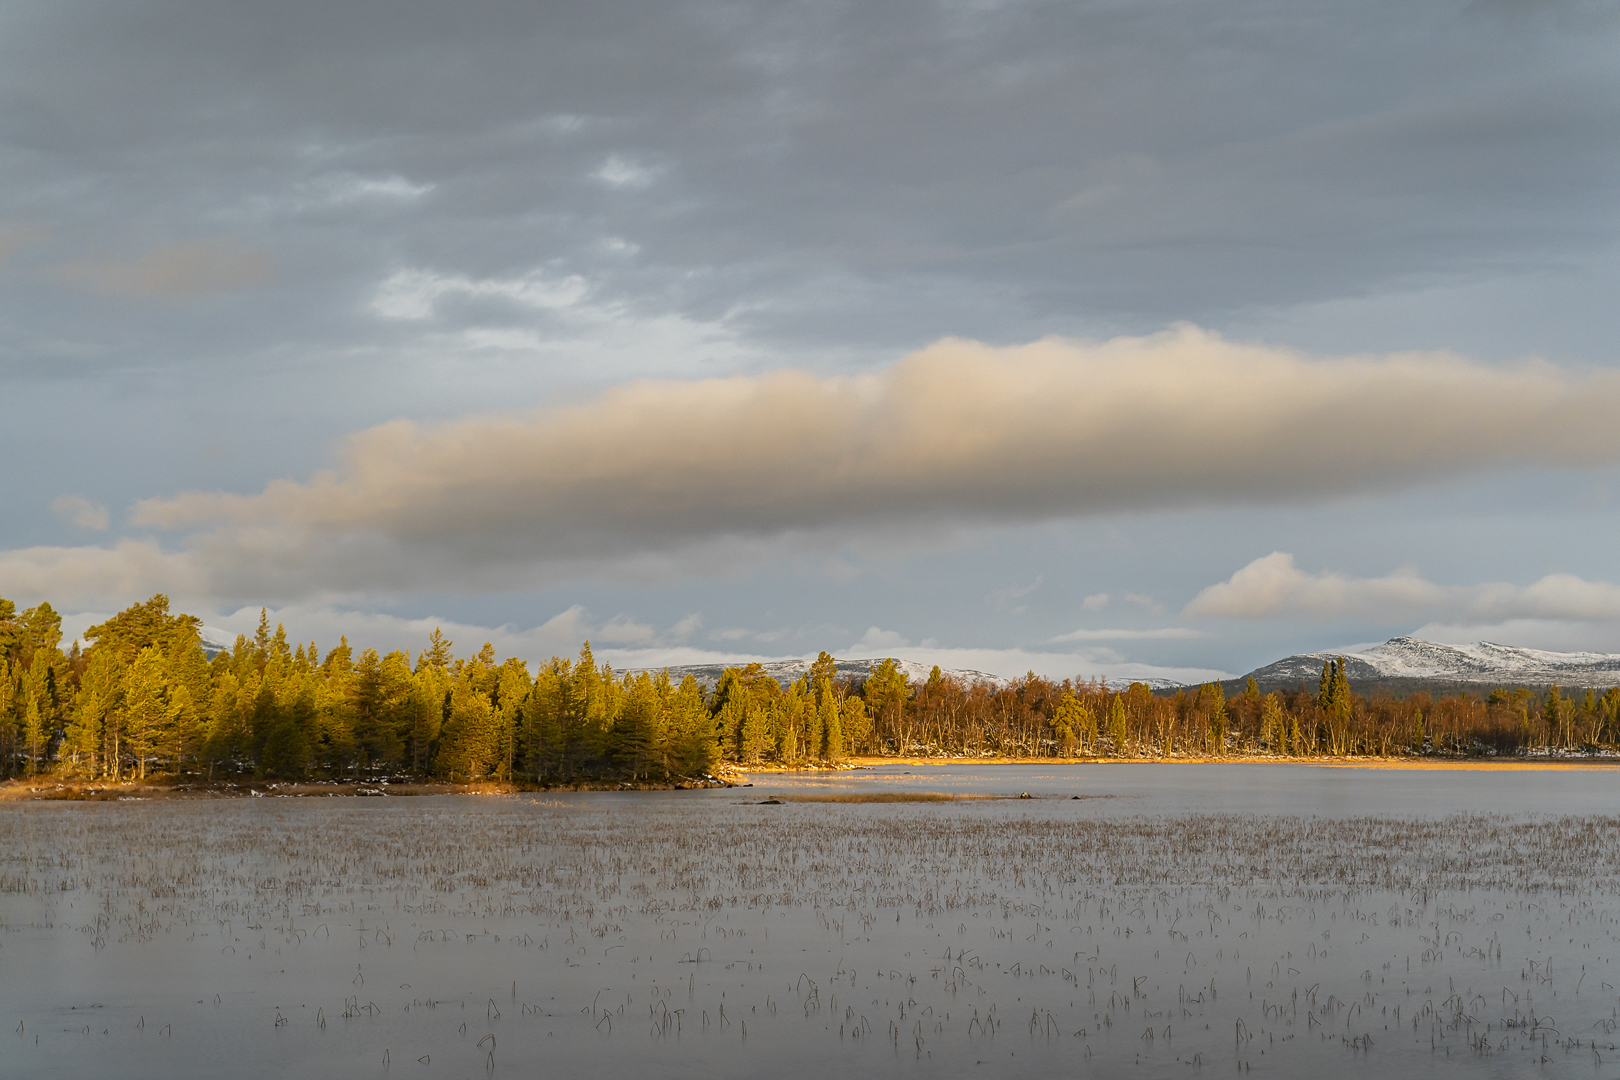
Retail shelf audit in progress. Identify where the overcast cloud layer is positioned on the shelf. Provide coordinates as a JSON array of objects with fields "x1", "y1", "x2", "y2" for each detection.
[{"x1": 4, "y1": 0, "x2": 1620, "y2": 679}]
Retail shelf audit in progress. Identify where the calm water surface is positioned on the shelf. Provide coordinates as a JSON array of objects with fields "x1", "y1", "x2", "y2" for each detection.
[{"x1": 3, "y1": 764, "x2": 1619, "y2": 1080}]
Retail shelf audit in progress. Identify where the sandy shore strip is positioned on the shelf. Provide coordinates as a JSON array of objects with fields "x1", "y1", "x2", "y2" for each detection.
[{"x1": 837, "y1": 754, "x2": 1620, "y2": 771}]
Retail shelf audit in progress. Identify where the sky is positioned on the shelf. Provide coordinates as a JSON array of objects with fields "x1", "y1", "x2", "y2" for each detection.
[{"x1": 4, "y1": 0, "x2": 1620, "y2": 684}]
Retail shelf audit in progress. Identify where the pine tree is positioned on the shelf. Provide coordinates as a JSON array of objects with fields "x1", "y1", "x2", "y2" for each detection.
[
  {"x1": 1206, "y1": 682, "x2": 1227, "y2": 756},
  {"x1": 819, "y1": 690, "x2": 843, "y2": 762},
  {"x1": 778, "y1": 681, "x2": 807, "y2": 763},
  {"x1": 62, "y1": 686, "x2": 102, "y2": 777},
  {"x1": 422, "y1": 628, "x2": 454, "y2": 672},
  {"x1": 203, "y1": 670, "x2": 249, "y2": 776},
  {"x1": 122, "y1": 645, "x2": 171, "y2": 780},
  {"x1": 1108, "y1": 695, "x2": 1128, "y2": 752},
  {"x1": 0, "y1": 596, "x2": 16, "y2": 660},
  {"x1": 668, "y1": 675, "x2": 714, "y2": 776},
  {"x1": 524, "y1": 659, "x2": 570, "y2": 779},
  {"x1": 259, "y1": 680, "x2": 312, "y2": 778},
  {"x1": 1260, "y1": 693, "x2": 1286, "y2": 755},
  {"x1": 842, "y1": 695, "x2": 872, "y2": 756},
  {"x1": 864, "y1": 659, "x2": 910, "y2": 753},
  {"x1": 1316, "y1": 658, "x2": 1354, "y2": 755},
  {"x1": 567, "y1": 642, "x2": 609, "y2": 770},
  {"x1": 808, "y1": 651, "x2": 837, "y2": 690},
  {"x1": 612, "y1": 672, "x2": 660, "y2": 779},
  {"x1": 22, "y1": 688, "x2": 43, "y2": 775},
  {"x1": 1051, "y1": 691, "x2": 1090, "y2": 755},
  {"x1": 254, "y1": 608, "x2": 271, "y2": 664},
  {"x1": 493, "y1": 660, "x2": 530, "y2": 781},
  {"x1": 800, "y1": 677, "x2": 823, "y2": 764},
  {"x1": 436, "y1": 670, "x2": 498, "y2": 779}
]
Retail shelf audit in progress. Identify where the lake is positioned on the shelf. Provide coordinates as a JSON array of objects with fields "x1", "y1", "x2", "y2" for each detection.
[{"x1": 3, "y1": 763, "x2": 1619, "y2": 1078}]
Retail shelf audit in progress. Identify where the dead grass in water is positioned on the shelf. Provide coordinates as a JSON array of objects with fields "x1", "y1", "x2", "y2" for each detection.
[
  {"x1": 7, "y1": 790, "x2": 1620, "y2": 1072},
  {"x1": 774, "y1": 792, "x2": 985, "y2": 803}
]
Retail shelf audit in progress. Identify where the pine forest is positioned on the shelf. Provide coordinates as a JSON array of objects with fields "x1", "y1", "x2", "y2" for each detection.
[{"x1": 3, "y1": 593, "x2": 1618, "y2": 783}]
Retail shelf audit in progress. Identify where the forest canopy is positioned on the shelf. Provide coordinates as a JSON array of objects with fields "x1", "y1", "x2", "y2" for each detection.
[{"x1": 2, "y1": 594, "x2": 1617, "y2": 782}]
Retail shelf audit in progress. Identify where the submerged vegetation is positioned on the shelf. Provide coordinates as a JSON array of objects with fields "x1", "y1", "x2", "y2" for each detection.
[
  {"x1": 3, "y1": 593, "x2": 1619, "y2": 782},
  {"x1": 4, "y1": 793, "x2": 1620, "y2": 1075}
]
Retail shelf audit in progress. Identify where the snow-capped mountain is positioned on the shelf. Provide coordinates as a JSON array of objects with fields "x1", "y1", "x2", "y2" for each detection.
[
  {"x1": 198, "y1": 627, "x2": 238, "y2": 658},
  {"x1": 1243, "y1": 636, "x2": 1620, "y2": 690},
  {"x1": 625, "y1": 657, "x2": 1011, "y2": 691}
]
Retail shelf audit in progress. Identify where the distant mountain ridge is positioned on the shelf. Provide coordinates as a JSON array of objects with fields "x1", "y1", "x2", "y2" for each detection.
[
  {"x1": 1242, "y1": 636, "x2": 1620, "y2": 691},
  {"x1": 199, "y1": 628, "x2": 236, "y2": 658},
  {"x1": 190, "y1": 628, "x2": 1014, "y2": 690},
  {"x1": 625, "y1": 657, "x2": 1011, "y2": 691}
]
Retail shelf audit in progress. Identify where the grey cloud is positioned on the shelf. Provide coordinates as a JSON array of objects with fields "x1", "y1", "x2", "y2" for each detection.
[
  {"x1": 0, "y1": 224, "x2": 48, "y2": 264},
  {"x1": 4, "y1": 0, "x2": 1620, "y2": 674},
  {"x1": 3, "y1": 0, "x2": 1617, "y2": 389},
  {"x1": 1047, "y1": 628, "x2": 1204, "y2": 642},
  {"x1": 50, "y1": 494, "x2": 109, "y2": 530},
  {"x1": 60, "y1": 241, "x2": 273, "y2": 297},
  {"x1": 0, "y1": 539, "x2": 202, "y2": 610}
]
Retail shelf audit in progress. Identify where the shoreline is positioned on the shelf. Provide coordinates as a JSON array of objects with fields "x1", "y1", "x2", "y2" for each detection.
[
  {"x1": 837, "y1": 754, "x2": 1620, "y2": 771},
  {"x1": 0, "y1": 774, "x2": 746, "y2": 801},
  {"x1": 5, "y1": 753, "x2": 1617, "y2": 801}
]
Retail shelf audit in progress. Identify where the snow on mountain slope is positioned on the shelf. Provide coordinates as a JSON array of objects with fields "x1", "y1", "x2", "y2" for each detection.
[
  {"x1": 1246, "y1": 636, "x2": 1620, "y2": 688},
  {"x1": 629, "y1": 657, "x2": 1188, "y2": 692},
  {"x1": 625, "y1": 657, "x2": 1011, "y2": 691},
  {"x1": 198, "y1": 627, "x2": 237, "y2": 658}
]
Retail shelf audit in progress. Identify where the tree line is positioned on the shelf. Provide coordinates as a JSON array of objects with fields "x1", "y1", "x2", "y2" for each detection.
[{"x1": 3, "y1": 594, "x2": 1618, "y2": 781}]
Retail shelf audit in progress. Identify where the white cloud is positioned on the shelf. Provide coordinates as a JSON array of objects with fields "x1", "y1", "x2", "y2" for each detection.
[
  {"x1": 1123, "y1": 592, "x2": 1163, "y2": 614},
  {"x1": 1185, "y1": 552, "x2": 1620, "y2": 623},
  {"x1": 42, "y1": 599, "x2": 1230, "y2": 687},
  {"x1": 190, "y1": 602, "x2": 723, "y2": 670},
  {"x1": 833, "y1": 643, "x2": 1229, "y2": 686},
  {"x1": 51, "y1": 494, "x2": 109, "y2": 531},
  {"x1": 1082, "y1": 592, "x2": 1110, "y2": 611},
  {"x1": 989, "y1": 575, "x2": 1042, "y2": 609},
  {"x1": 852, "y1": 626, "x2": 910, "y2": 651},
  {"x1": 594, "y1": 613, "x2": 659, "y2": 645},
  {"x1": 0, "y1": 540, "x2": 200, "y2": 610},
  {"x1": 297, "y1": 173, "x2": 434, "y2": 208},
  {"x1": 593, "y1": 155, "x2": 659, "y2": 188},
  {"x1": 371, "y1": 267, "x2": 588, "y2": 320},
  {"x1": 1412, "y1": 620, "x2": 1620, "y2": 655}
]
